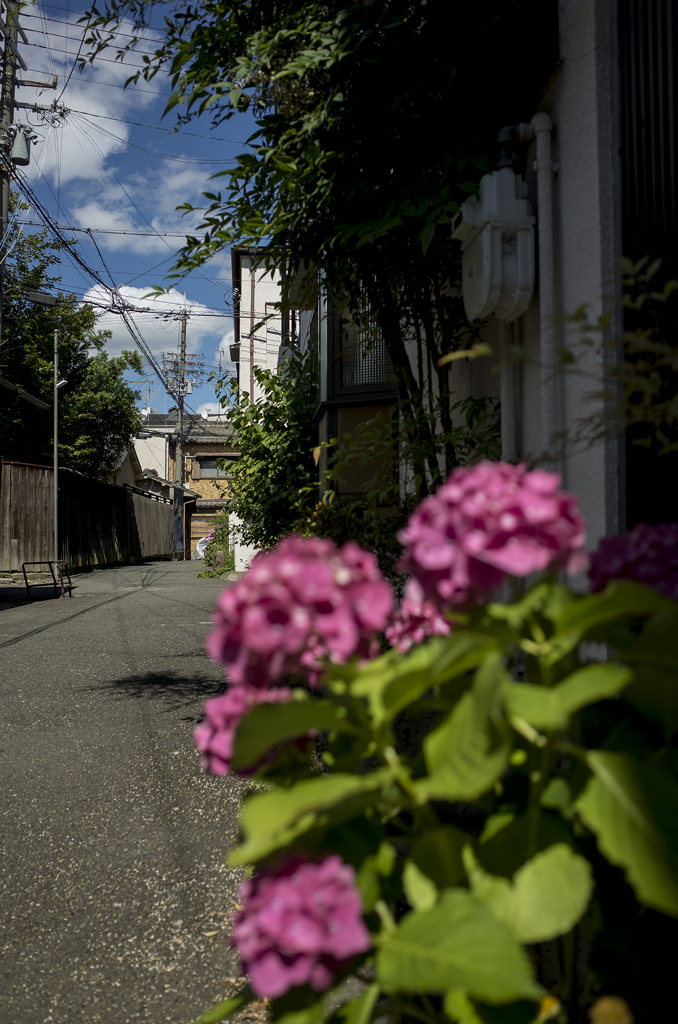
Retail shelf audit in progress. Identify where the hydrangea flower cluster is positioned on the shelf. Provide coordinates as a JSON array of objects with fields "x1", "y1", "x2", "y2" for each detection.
[
  {"x1": 232, "y1": 853, "x2": 371, "y2": 999},
  {"x1": 385, "y1": 578, "x2": 452, "y2": 652},
  {"x1": 194, "y1": 686, "x2": 291, "y2": 775},
  {"x1": 206, "y1": 535, "x2": 393, "y2": 687},
  {"x1": 398, "y1": 461, "x2": 586, "y2": 610},
  {"x1": 589, "y1": 522, "x2": 678, "y2": 599}
]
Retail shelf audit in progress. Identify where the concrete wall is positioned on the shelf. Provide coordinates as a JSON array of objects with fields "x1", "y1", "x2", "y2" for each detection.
[
  {"x1": 134, "y1": 435, "x2": 167, "y2": 479},
  {"x1": 238, "y1": 256, "x2": 284, "y2": 402}
]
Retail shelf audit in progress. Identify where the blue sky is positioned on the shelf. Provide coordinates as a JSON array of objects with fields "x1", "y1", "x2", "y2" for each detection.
[{"x1": 15, "y1": 1, "x2": 257, "y2": 414}]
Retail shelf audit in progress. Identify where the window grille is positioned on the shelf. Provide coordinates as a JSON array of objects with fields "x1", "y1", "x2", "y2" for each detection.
[{"x1": 340, "y1": 308, "x2": 390, "y2": 389}]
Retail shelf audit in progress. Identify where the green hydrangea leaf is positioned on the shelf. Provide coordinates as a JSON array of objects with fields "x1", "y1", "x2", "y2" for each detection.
[
  {"x1": 576, "y1": 750, "x2": 678, "y2": 917},
  {"x1": 190, "y1": 988, "x2": 254, "y2": 1024},
  {"x1": 403, "y1": 860, "x2": 438, "y2": 911},
  {"x1": 444, "y1": 989, "x2": 484, "y2": 1024},
  {"x1": 346, "y1": 632, "x2": 497, "y2": 727},
  {"x1": 546, "y1": 581, "x2": 671, "y2": 665},
  {"x1": 376, "y1": 889, "x2": 542, "y2": 1002},
  {"x1": 231, "y1": 697, "x2": 361, "y2": 770},
  {"x1": 410, "y1": 825, "x2": 467, "y2": 889},
  {"x1": 419, "y1": 652, "x2": 511, "y2": 800},
  {"x1": 229, "y1": 769, "x2": 392, "y2": 866},
  {"x1": 464, "y1": 843, "x2": 593, "y2": 944},
  {"x1": 504, "y1": 664, "x2": 632, "y2": 731}
]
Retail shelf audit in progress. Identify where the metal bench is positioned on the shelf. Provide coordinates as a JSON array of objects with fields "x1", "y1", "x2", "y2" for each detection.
[{"x1": 21, "y1": 560, "x2": 73, "y2": 600}]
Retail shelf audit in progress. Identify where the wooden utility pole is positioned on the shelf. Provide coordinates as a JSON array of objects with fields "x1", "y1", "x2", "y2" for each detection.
[
  {"x1": 53, "y1": 329, "x2": 58, "y2": 560},
  {"x1": 173, "y1": 309, "x2": 187, "y2": 558},
  {"x1": 0, "y1": 0, "x2": 19, "y2": 348}
]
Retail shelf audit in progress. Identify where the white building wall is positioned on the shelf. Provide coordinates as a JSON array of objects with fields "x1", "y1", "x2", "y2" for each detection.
[
  {"x1": 475, "y1": 0, "x2": 623, "y2": 552},
  {"x1": 238, "y1": 256, "x2": 284, "y2": 403},
  {"x1": 134, "y1": 435, "x2": 167, "y2": 479},
  {"x1": 549, "y1": 0, "x2": 623, "y2": 543}
]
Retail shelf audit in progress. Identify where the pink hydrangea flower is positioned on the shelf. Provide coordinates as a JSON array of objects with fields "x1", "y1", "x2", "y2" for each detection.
[
  {"x1": 206, "y1": 536, "x2": 393, "y2": 687},
  {"x1": 589, "y1": 522, "x2": 678, "y2": 599},
  {"x1": 385, "y1": 578, "x2": 452, "y2": 652},
  {"x1": 194, "y1": 685, "x2": 292, "y2": 775},
  {"x1": 232, "y1": 853, "x2": 371, "y2": 999},
  {"x1": 398, "y1": 461, "x2": 586, "y2": 610}
]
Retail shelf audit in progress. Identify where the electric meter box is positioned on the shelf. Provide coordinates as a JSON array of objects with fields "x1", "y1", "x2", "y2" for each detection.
[{"x1": 452, "y1": 169, "x2": 535, "y2": 322}]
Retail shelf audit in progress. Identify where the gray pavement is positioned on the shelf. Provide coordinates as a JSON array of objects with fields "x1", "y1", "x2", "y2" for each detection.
[{"x1": 0, "y1": 561, "x2": 250, "y2": 1024}]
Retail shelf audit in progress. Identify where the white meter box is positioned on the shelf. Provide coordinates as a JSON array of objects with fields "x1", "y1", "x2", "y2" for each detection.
[{"x1": 452, "y1": 169, "x2": 535, "y2": 323}]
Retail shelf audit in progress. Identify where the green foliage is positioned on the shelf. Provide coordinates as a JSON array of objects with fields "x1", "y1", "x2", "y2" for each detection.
[
  {"x1": 214, "y1": 349, "x2": 318, "y2": 548},
  {"x1": 560, "y1": 256, "x2": 678, "y2": 455},
  {"x1": 197, "y1": 577, "x2": 678, "y2": 1024},
  {"x1": 376, "y1": 889, "x2": 542, "y2": 1003},
  {"x1": 201, "y1": 511, "x2": 234, "y2": 570},
  {"x1": 0, "y1": 204, "x2": 142, "y2": 477},
  {"x1": 82, "y1": 0, "x2": 553, "y2": 489}
]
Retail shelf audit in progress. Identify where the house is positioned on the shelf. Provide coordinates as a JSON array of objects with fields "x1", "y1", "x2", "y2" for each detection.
[
  {"x1": 287, "y1": 1, "x2": 678, "y2": 552},
  {"x1": 231, "y1": 247, "x2": 286, "y2": 401},
  {"x1": 140, "y1": 409, "x2": 240, "y2": 558},
  {"x1": 446, "y1": 0, "x2": 678, "y2": 543}
]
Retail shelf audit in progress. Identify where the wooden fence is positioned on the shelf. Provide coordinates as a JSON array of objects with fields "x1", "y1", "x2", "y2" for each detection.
[{"x1": 0, "y1": 462, "x2": 174, "y2": 571}]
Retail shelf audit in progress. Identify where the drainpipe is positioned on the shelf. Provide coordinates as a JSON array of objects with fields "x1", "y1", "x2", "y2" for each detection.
[
  {"x1": 500, "y1": 321, "x2": 517, "y2": 461},
  {"x1": 520, "y1": 113, "x2": 556, "y2": 469}
]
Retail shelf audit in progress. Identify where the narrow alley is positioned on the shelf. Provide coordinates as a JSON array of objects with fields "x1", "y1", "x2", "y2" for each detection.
[{"x1": 0, "y1": 562, "x2": 246, "y2": 1024}]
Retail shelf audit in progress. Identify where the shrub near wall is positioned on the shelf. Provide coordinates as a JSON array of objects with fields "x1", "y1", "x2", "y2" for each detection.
[{"x1": 193, "y1": 462, "x2": 678, "y2": 1024}]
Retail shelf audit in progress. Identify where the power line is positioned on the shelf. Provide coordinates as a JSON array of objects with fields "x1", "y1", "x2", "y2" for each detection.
[
  {"x1": 24, "y1": 24, "x2": 162, "y2": 58},
  {"x1": 71, "y1": 110, "x2": 227, "y2": 163},
  {"x1": 68, "y1": 107, "x2": 250, "y2": 145},
  {"x1": 15, "y1": 220, "x2": 193, "y2": 237},
  {"x1": 22, "y1": 9, "x2": 161, "y2": 45},
  {"x1": 19, "y1": 39, "x2": 173, "y2": 88},
  {"x1": 9, "y1": 163, "x2": 174, "y2": 390},
  {"x1": 69, "y1": 115, "x2": 231, "y2": 297}
]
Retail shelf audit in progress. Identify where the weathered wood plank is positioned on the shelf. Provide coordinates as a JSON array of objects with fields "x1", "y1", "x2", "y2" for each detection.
[{"x1": 0, "y1": 463, "x2": 174, "y2": 569}]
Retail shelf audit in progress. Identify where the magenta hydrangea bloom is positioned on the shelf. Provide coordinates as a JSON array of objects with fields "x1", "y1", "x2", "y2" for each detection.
[
  {"x1": 194, "y1": 685, "x2": 291, "y2": 775},
  {"x1": 398, "y1": 461, "x2": 587, "y2": 610},
  {"x1": 206, "y1": 535, "x2": 393, "y2": 687},
  {"x1": 232, "y1": 853, "x2": 371, "y2": 999},
  {"x1": 589, "y1": 522, "x2": 678, "y2": 599},
  {"x1": 385, "y1": 578, "x2": 452, "y2": 652}
]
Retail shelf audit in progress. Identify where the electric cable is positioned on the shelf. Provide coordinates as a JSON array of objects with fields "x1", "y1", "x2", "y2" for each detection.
[
  {"x1": 69, "y1": 115, "x2": 232, "y2": 297},
  {"x1": 68, "y1": 108, "x2": 249, "y2": 145},
  {"x1": 71, "y1": 110, "x2": 227, "y2": 163}
]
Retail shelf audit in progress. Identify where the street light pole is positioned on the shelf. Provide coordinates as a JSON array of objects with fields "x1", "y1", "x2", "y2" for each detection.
[{"x1": 53, "y1": 328, "x2": 58, "y2": 561}]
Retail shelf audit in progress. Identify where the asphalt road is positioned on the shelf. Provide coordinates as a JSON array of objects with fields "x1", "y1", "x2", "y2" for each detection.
[{"x1": 0, "y1": 561, "x2": 250, "y2": 1024}]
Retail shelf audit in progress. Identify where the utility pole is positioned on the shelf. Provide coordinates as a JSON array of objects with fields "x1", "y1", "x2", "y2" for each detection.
[
  {"x1": 173, "y1": 309, "x2": 187, "y2": 559},
  {"x1": 53, "y1": 329, "x2": 58, "y2": 561},
  {"x1": 0, "y1": 0, "x2": 19, "y2": 349}
]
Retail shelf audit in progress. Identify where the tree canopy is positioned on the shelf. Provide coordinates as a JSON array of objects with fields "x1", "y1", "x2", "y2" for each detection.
[{"x1": 0, "y1": 209, "x2": 143, "y2": 478}]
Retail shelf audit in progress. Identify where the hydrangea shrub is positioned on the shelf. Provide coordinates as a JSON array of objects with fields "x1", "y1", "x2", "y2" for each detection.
[{"x1": 191, "y1": 463, "x2": 678, "y2": 1024}]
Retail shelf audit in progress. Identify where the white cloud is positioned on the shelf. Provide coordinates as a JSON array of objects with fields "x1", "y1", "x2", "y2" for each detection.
[
  {"x1": 19, "y1": 12, "x2": 160, "y2": 185},
  {"x1": 195, "y1": 401, "x2": 224, "y2": 416},
  {"x1": 67, "y1": 162, "x2": 219, "y2": 257},
  {"x1": 82, "y1": 284, "x2": 232, "y2": 368}
]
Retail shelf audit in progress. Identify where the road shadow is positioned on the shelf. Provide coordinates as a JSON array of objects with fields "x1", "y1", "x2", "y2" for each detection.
[
  {"x1": 86, "y1": 669, "x2": 226, "y2": 716},
  {"x1": 0, "y1": 584, "x2": 77, "y2": 605}
]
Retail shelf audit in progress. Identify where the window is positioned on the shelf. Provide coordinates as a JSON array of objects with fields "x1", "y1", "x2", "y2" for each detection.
[
  {"x1": 320, "y1": 289, "x2": 395, "y2": 403},
  {"x1": 196, "y1": 456, "x2": 238, "y2": 478}
]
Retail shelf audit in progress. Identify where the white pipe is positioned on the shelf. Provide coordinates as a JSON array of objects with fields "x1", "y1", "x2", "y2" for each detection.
[
  {"x1": 520, "y1": 113, "x2": 555, "y2": 468},
  {"x1": 499, "y1": 320, "x2": 517, "y2": 461}
]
